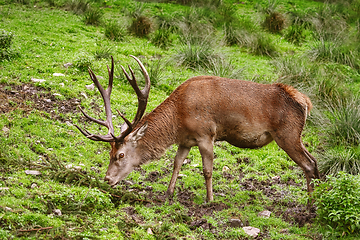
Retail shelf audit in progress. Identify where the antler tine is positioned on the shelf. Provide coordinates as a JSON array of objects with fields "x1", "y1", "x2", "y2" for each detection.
[{"x1": 120, "y1": 55, "x2": 151, "y2": 128}]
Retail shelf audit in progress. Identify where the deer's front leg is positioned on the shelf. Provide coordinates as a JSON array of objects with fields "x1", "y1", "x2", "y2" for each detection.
[
  {"x1": 198, "y1": 139, "x2": 214, "y2": 202},
  {"x1": 166, "y1": 146, "x2": 190, "y2": 198}
]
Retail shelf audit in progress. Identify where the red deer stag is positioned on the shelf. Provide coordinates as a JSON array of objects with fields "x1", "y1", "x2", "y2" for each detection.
[{"x1": 75, "y1": 56, "x2": 320, "y2": 201}]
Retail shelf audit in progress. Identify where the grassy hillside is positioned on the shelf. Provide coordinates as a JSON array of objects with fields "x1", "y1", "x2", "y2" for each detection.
[{"x1": 1, "y1": 0, "x2": 360, "y2": 239}]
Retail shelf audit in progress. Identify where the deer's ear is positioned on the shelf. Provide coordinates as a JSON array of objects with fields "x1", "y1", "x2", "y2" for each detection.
[{"x1": 128, "y1": 122, "x2": 148, "y2": 142}]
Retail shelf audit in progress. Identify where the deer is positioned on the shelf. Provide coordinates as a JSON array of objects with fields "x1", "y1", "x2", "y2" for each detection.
[{"x1": 75, "y1": 55, "x2": 320, "y2": 202}]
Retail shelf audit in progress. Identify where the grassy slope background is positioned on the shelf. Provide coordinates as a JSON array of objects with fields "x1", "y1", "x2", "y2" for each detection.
[{"x1": 0, "y1": 0, "x2": 360, "y2": 239}]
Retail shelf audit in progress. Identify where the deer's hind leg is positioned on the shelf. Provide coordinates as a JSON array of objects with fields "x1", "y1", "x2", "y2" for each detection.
[{"x1": 272, "y1": 130, "x2": 319, "y2": 193}]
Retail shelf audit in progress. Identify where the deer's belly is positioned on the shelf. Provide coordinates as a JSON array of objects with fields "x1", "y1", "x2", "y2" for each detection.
[{"x1": 220, "y1": 131, "x2": 273, "y2": 149}]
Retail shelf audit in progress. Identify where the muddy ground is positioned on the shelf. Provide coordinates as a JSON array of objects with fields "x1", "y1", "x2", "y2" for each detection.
[{"x1": 1, "y1": 83, "x2": 318, "y2": 239}]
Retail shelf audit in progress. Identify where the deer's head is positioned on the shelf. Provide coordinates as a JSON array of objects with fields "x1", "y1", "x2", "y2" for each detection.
[{"x1": 75, "y1": 56, "x2": 150, "y2": 187}]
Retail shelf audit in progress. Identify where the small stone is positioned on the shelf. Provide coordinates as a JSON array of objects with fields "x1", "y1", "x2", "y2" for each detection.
[
  {"x1": 36, "y1": 55, "x2": 40, "y2": 58},
  {"x1": 280, "y1": 229, "x2": 289, "y2": 234},
  {"x1": 65, "y1": 121, "x2": 72, "y2": 126},
  {"x1": 100, "y1": 228, "x2": 108, "y2": 231},
  {"x1": 31, "y1": 78, "x2": 46, "y2": 83},
  {"x1": 178, "y1": 174, "x2": 187, "y2": 178},
  {"x1": 64, "y1": 62, "x2": 73, "y2": 68},
  {"x1": 53, "y1": 209, "x2": 62, "y2": 216},
  {"x1": 183, "y1": 159, "x2": 191, "y2": 165},
  {"x1": 5, "y1": 207, "x2": 12, "y2": 211},
  {"x1": 74, "y1": 166, "x2": 82, "y2": 170},
  {"x1": 243, "y1": 226, "x2": 260, "y2": 238},
  {"x1": 44, "y1": 99, "x2": 51, "y2": 103},
  {"x1": 147, "y1": 228, "x2": 153, "y2": 235},
  {"x1": 2, "y1": 126, "x2": 9, "y2": 133},
  {"x1": 216, "y1": 193, "x2": 226, "y2": 197},
  {"x1": 85, "y1": 83, "x2": 95, "y2": 91},
  {"x1": 25, "y1": 170, "x2": 42, "y2": 176},
  {"x1": 222, "y1": 166, "x2": 230, "y2": 172},
  {"x1": 31, "y1": 183, "x2": 38, "y2": 189},
  {"x1": 228, "y1": 218, "x2": 243, "y2": 228},
  {"x1": 53, "y1": 73, "x2": 65, "y2": 77},
  {"x1": 272, "y1": 176, "x2": 280, "y2": 181},
  {"x1": 66, "y1": 164, "x2": 73, "y2": 169},
  {"x1": 59, "y1": 83, "x2": 65, "y2": 87},
  {"x1": 53, "y1": 93, "x2": 61, "y2": 96},
  {"x1": 80, "y1": 92, "x2": 88, "y2": 99},
  {"x1": 96, "y1": 75, "x2": 104, "y2": 80},
  {"x1": 258, "y1": 210, "x2": 271, "y2": 218},
  {"x1": 47, "y1": 148, "x2": 54, "y2": 151},
  {"x1": 0, "y1": 187, "x2": 9, "y2": 190}
]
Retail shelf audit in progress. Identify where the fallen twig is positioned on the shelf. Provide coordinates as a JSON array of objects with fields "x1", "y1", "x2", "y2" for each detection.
[{"x1": 18, "y1": 226, "x2": 53, "y2": 232}]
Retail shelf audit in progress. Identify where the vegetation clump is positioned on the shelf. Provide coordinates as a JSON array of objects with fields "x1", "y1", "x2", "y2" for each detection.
[{"x1": 313, "y1": 172, "x2": 360, "y2": 236}]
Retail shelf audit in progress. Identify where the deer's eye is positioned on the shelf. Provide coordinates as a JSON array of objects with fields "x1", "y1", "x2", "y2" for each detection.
[{"x1": 119, "y1": 153, "x2": 125, "y2": 158}]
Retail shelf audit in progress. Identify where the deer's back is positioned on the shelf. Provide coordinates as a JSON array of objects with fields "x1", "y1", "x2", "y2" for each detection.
[{"x1": 170, "y1": 76, "x2": 307, "y2": 148}]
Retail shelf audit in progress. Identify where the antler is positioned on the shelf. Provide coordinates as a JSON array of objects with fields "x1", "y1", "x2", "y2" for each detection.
[{"x1": 75, "y1": 55, "x2": 150, "y2": 142}]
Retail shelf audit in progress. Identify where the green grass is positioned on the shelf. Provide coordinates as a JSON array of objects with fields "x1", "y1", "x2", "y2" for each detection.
[{"x1": 1, "y1": 0, "x2": 360, "y2": 239}]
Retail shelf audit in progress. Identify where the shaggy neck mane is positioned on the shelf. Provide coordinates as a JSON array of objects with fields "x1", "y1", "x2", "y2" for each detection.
[{"x1": 136, "y1": 98, "x2": 179, "y2": 164}]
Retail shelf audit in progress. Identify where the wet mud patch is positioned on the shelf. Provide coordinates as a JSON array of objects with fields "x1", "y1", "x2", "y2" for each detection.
[
  {"x1": 240, "y1": 177, "x2": 316, "y2": 227},
  {"x1": 0, "y1": 83, "x2": 80, "y2": 121}
]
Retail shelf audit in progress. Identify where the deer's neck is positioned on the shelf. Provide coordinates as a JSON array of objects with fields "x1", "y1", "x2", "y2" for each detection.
[{"x1": 137, "y1": 100, "x2": 179, "y2": 164}]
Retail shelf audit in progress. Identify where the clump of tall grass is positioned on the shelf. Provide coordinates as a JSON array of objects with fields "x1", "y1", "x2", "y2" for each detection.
[
  {"x1": 104, "y1": 21, "x2": 126, "y2": 41},
  {"x1": 0, "y1": 30, "x2": 19, "y2": 61},
  {"x1": 324, "y1": 97, "x2": 360, "y2": 147},
  {"x1": 83, "y1": 7, "x2": 103, "y2": 26},
  {"x1": 151, "y1": 13, "x2": 177, "y2": 49},
  {"x1": 308, "y1": 40, "x2": 360, "y2": 70},
  {"x1": 128, "y1": 3, "x2": 153, "y2": 38},
  {"x1": 201, "y1": 57, "x2": 246, "y2": 79},
  {"x1": 258, "y1": 0, "x2": 285, "y2": 33},
  {"x1": 94, "y1": 45, "x2": 112, "y2": 60},
  {"x1": 318, "y1": 147, "x2": 360, "y2": 175},
  {"x1": 66, "y1": 0, "x2": 90, "y2": 14},
  {"x1": 146, "y1": 57, "x2": 167, "y2": 86},
  {"x1": 309, "y1": 3, "x2": 348, "y2": 41}
]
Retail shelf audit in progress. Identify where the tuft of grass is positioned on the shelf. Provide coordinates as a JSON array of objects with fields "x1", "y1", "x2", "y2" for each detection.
[
  {"x1": 128, "y1": 3, "x2": 153, "y2": 38},
  {"x1": 104, "y1": 21, "x2": 126, "y2": 41},
  {"x1": 318, "y1": 148, "x2": 360, "y2": 175},
  {"x1": 94, "y1": 45, "x2": 113, "y2": 60},
  {"x1": 65, "y1": 0, "x2": 90, "y2": 14},
  {"x1": 308, "y1": 40, "x2": 360, "y2": 70},
  {"x1": 201, "y1": 57, "x2": 246, "y2": 79},
  {"x1": 83, "y1": 7, "x2": 103, "y2": 26},
  {"x1": 324, "y1": 97, "x2": 360, "y2": 147},
  {"x1": 74, "y1": 52, "x2": 93, "y2": 71}
]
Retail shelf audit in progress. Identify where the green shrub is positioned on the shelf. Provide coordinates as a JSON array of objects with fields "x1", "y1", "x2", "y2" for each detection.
[
  {"x1": 127, "y1": 3, "x2": 153, "y2": 38},
  {"x1": 0, "y1": 30, "x2": 19, "y2": 61},
  {"x1": 313, "y1": 172, "x2": 360, "y2": 235},
  {"x1": 250, "y1": 33, "x2": 277, "y2": 57},
  {"x1": 104, "y1": 21, "x2": 126, "y2": 41},
  {"x1": 202, "y1": 57, "x2": 245, "y2": 79},
  {"x1": 83, "y1": 7, "x2": 103, "y2": 26}
]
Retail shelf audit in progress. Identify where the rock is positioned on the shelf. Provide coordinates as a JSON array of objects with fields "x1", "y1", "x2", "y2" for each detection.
[
  {"x1": 2, "y1": 126, "x2": 9, "y2": 134},
  {"x1": 5, "y1": 207, "x2": 12, "y2": 211},
  {"x1": 31, "y1": 183, "x2": 38, "y2": 189},
  {"x1": 31, "y1": 78, "x2": 46, "y2": 83},
  {"x1": 59, "y1": 83, "x2": 65, "y2": 87},
  {"x1": 100, "y1": 228, "x2": 108, "y2": 231},
  {"x1": 258, "y1": 210, "x2": 271, "y2": 218},
  {"x1": 44, "y1": 99, "x2": 51, "y2": 103},
  {"x1": 25, "y1": 170, "x2": 41, "y2": 176},
  {"x1": 280, "y1": 229, "x2": 289, "y2": 234},
  {"x1": 243, "y1": 226, "x2": 260, "y2": 238},
  {"x1": 85, "y1": 83, "x2": 95, "y2": 90},
  {"x1": 216, "y1": 193, "x2": 226, "y2": 197},
  {"x1": 228, "y1": 218, "x2": 243, "y2": 228},
  {"x1": 96, "y1": 75, "x2": 104, "y2": 80},
  {"x1": 47, "y1": 148, "x2": 54, "y2": 151},
  {"x1": 66, "y1": 164, "x2": 73, "y2": 169},
  {"x1": 222, "y1": 166, "x2": 230, "y2": 172},
  {"x1": 53, "y1": 93, "x2": 61, "y2": 97},
  {"x1": 178, "y1": 174, "x2": 187, "y2": 178},
  {"x1": 53, "y1": 73, "x2": 65, "y2": 77},
  {"x1": 272, "y1": 176, "x2": 280, "y2": 181},
  {"x1": 183, "y1": 159, "x2": 191, "y2": 165},
  {"x1": 74, "y1": 166, "x2": 82, "y2": 170},
  {"x1": 53, "y1": 209, "x2": 62, "y2": 216},
  {"x1": 80, "y1": 92, "x2": 88, "y2": 99},
  {"x1": 63, "y1": 62, "x2": 73, "y2": 68},
  {"x1": 0, "y1": 187, "x2": 9, "y2": 190},
  {"x1": 147, "y1": 228, "x2": 153, "y2": 234}
]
